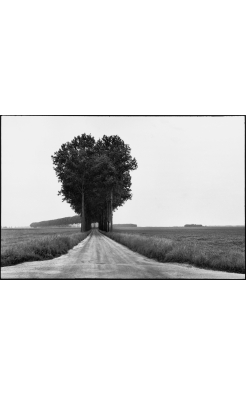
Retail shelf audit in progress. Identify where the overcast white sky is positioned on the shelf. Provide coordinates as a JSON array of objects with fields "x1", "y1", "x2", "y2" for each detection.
[{"x1": 1, "y1": 116, "x2": 245, "y2": 227}]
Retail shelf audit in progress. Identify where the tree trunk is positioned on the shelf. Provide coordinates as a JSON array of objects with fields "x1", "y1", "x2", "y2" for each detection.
[
  {"x1": 106, "y1": 206, "x2": 108, "y2": 232},
  {"x1": 107, "y1": 201, "x2": 110, "y2": 232},
  {"x1": 102, "y1": 211, "x2": 104, "y2": 231},
  {"x1": 106, "y1": 201, "x2": 109, "y2": 232},
  {"x1": 110, "y1": 190, "x2": 113, "y2": 232},
  {"x1": 86, "y1": 217, "x2": 91, "y2": 231},
  {"x1": 81, "y1": 183, "x2": 85, "y2": 233},
  {"x1": 98, "y1": 214, "x2": 100, "y2": 230}
]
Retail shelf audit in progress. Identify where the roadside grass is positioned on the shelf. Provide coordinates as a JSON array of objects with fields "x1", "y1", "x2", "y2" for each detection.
[
  {"x1": 102, "y1": 232, "x2": 245, "y2": 274},
  {"x1": 1, "y1": 231, "x2": 90, "y2": 267},
  {"x1": 1, "y1": 227, "x2": 82, "y2": 252}
]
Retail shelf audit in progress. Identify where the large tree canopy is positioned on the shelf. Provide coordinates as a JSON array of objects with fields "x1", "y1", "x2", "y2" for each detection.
[{"x1": 51, "y1": 134, "x2": 138, "y2": 232}]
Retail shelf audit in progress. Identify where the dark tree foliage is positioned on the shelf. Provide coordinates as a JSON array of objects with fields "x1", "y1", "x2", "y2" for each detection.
[{"x1": 51, "y1": 134, "x2": 138, "y2": 232}]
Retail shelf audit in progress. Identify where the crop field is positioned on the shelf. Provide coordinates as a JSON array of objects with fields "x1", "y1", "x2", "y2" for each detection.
[
  {"x1": 106, "y1": 226, "x2": 245, "y2": 274},
  {"x1": 1, "y1": 226, "x2": 245, "y2": 274},
  {"x1": 1, "y1": 227, "x2": 81, "y2": 252},
  {"x1": 1, "y1": 227, "x2": 87, "y2": 267}
]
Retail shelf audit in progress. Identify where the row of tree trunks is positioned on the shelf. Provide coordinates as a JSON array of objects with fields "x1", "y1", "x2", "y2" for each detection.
[
  {"x1": 98, "y1": 190, "x2": 113, "y2": 232},
  {"x1": 81, "y1": 184, "x2": 92, "y2": 232},
  {"x1": 81, "y1": 188, "x2": 85, "y2": 232},
  {"x1": 81, "y1": 189, "x2": 113, "y2": 233},
  {"x1": 110, "y1": 190, "x2": 113, "y2": 232},
  {"x1": 85, "y1": 217, "x2": 91, "y2": 231},
  {"x1": 81, "y1": 212, "x2": 92, "y2": 232}
]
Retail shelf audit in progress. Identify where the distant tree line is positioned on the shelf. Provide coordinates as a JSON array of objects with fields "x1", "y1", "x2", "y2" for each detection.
[
  {"x1": 184, "y1": 224, "x2": 203, "y2": 227},
  {"x1": 114, "y1": 224, "x2": 137, "y2": 227},
  {"x1": 30, "y1": 215, "x2": 81, "y2": 228},
  {"x1": 30, "y1": 217, "x2": 138, "y2": 228},
  {"x1": 51, "y1": 134, "x2": 138, "y2": 232}
]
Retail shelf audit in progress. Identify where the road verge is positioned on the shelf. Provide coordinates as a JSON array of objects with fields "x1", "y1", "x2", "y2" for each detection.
[
  {"x1": 101, "y1": 231, "x2": 245, "y2": 274},
  {"x1": 1, "y1": 231, "x2": 91, "y2": 267}
]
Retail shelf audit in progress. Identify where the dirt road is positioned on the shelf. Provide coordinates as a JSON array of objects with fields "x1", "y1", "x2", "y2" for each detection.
[{"x1": 1, "y1": 230, "x2": 244, "y2": 279}]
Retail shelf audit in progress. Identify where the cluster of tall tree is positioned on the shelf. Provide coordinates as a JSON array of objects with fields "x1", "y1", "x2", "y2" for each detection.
[{"x1": 51, "y1": 134, "x2": 138, "y2": 232}]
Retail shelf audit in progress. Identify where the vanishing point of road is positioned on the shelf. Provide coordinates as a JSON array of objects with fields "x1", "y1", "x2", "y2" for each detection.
[{"x1": 1, "y1": 230, "x2": 244, "y2": 279}]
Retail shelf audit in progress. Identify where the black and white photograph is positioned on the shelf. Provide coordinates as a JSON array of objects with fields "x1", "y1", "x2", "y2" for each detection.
[
  {"x1": 1, "y1": 116, "x2": 245, "y2": 279},
  {"x1": 1, "y1": 0, "x2": 245, "y2": 394}
]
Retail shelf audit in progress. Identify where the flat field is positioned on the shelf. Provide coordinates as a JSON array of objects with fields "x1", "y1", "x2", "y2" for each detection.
[
  {"x1": 113, "y1": 226, "x2": 245, "y2": 253},
  {"x1": 1, "y1": 227, "x2": 84, "y2": 267},
  {"x1": 1, "y1": 227, "x2": 81, "y2": 252},
  {"x1": 108, "y1": 226, "x2": 245, "y2": 273}
]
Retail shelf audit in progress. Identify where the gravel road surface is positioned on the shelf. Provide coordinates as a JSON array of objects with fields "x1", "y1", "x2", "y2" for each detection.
[{"x1": 1, "y1": 230, "x2": 244, "y2": 279}]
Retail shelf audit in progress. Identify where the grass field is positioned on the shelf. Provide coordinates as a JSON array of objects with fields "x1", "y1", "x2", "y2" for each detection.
[
  {"x1": 2, "y1": 226, "x2": 245, "y2": 273},
  {"x1": 1, "y1": 227, "x2": 89, "y2": 267},
  {"x1": 104, "y1": 226, "x2": 245, "y2": 274}
]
